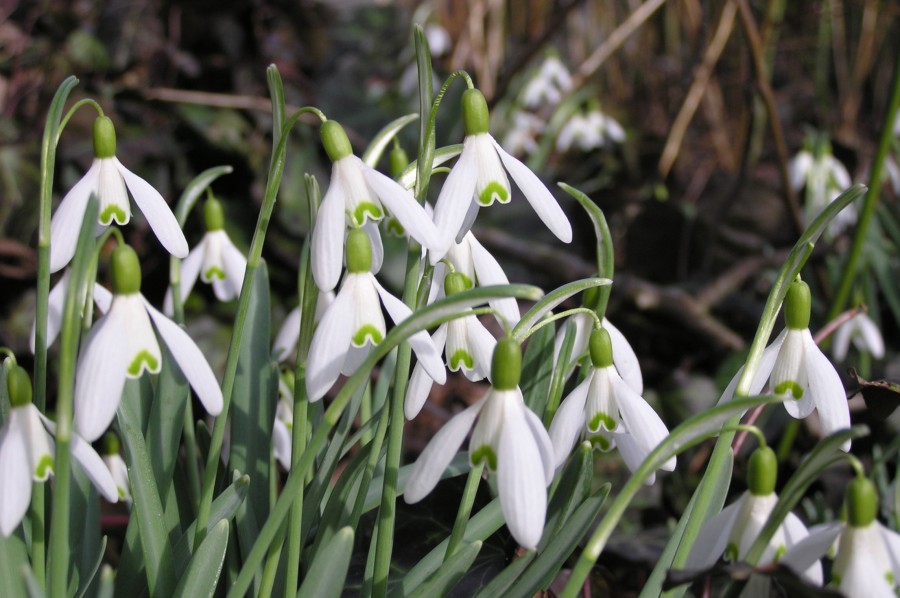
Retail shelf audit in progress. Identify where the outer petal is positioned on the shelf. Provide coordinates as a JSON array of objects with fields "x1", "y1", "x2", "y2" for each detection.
[
  {"x1": 273, "y1": 419, "x2": 292, "y2": 470},
  {"x1": 855, "y1": 313, "x2": 885, "y2": 359},
  {"x1": 360, "y1": 158, "x2": 440, "y2": 250},
  {"x1": 782, "y1": 522, "x2": 843, "y2": 578},
  {"x1": 491, "y1": 137, "x2": 572, "y2": 243},
  {"x1": 466, "y1": 318, "x2": 497, "y2": 381},
  {"x1": 374, "y1": 277, "x2": 446, "y2": 384},
  {"x1": 145, "y1": 300, "x2": 223, "y2": 416},
  {"x1": 41, "y1": 415, "x2": 119, "y2": 503},
  {"x1": 404, "y1": 399, "x2": 484, "y2": 503},
  {"x1": 163, "y1": 241, "x2": 205, "y2": 316},
  {"x1": 878, "y1": 523, "x2": 900, "y2": 580},
  {"x1": 788, "y1": 152, "x2": 813, "y2": 191},
  {"x1": 604, "y1": 318, "x2": 643, "y2": 394},
  {"x1": 782, "y1": 512, "x2": 822, "y2": 585},
  {"x1": 272, "y1": 306, "x2": 302, "y2": 363},
  {"x1": 522, "y1": 400, "x2": 556, "y2": 485},
  {"x1": 831, "y1": 318, "x2": 853, "y2": 361},
  {"x1": 497, "y1": 397, "x2": 548, "y2": 549},
  {"x1": 116, "y1": 159, "x2": 188, "y2": 258},
  {"x1": 0, "y1": 414, "x2": 32, "y2": 536},
  {"x1": 548, "y1": 376, "x2": 591, "y2": 468},
  {"x1": 717, "y1": 329, "x2": 787, "y2": 404},
  {"x1": 50, "y1": 161, "x2": 100, "y2": 273},
  {"x1": 684, "y1": 499, "x2": 744, "y2": 570},
  {"x1": 803, "y1": 331, "x2": 850, "y2": 451},
  {"x1": 220, "y1": 234, "x2": 247, "y2": 299},
  {"x1": 431, "y1": 143, "x2": 478, "y2": 262},
  {"x1": 404, "y1": 325, "x2": 448, "y2": 420},
  {"x1": 468, "y1": 234, "x2": 520, "y2": 326},
  {"x1": 614, "y1": 374, "x2": 674, "y2": 472},
  {"x1": 306, "y1": 281, "x2": 354, "y2": 401},
  {"x1": 74, "y1": 302, "x2": 131, "y2": 441},
  {"x1": 552, "y1": 312, "x2": 593, "y2": 370},
  {"x1": 33, "y1": 269, "x2": 71, "y2": 352},
  {"x1": 311, "y1": 178, "x2": 347, "y2": 292}
]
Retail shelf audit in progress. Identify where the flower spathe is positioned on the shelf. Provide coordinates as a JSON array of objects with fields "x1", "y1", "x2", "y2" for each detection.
[
  {"x1": 404, "y1": 339, "x2": 555, "y2": 549},
  {"x1": 430, "y1": 89, "x2": 572, "y2": 262},
  {"x1": 74, "y1": 245, "x2": 223, "y2": 442},
  {"x1": 50, "y1": 116, "x2": 187, "y2": 273}
]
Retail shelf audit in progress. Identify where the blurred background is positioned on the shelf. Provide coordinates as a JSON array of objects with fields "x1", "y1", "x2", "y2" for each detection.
[{"x1": 1, "y1": 1, "x2": 899, "y2": 590}]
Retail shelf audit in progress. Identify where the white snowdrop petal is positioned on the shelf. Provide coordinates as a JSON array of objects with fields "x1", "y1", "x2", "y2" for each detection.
[
  {"x1": 831, "y1": 317, "x2": 853, "y2": 361},
  {"x1": 306, "y1": 282, "x2": 354, "y2": 401},
  {"x1": 163, "y1": 242, "x2": 205, "y2": 316},
  {"x1": 521, "y1": 398, "x2": 555, "y2": 485},
  {"x1": 498, "y1": 398, "x2": 548, "y2": 549},
  {"x1": 34, "y1": 270, "x2": 71, "y2": 352},
  {"x1": 22, "y1": 406, "x2": 53, "y2": 482},
  {"x1": 491, "y1": 137, "x2": 572, "y2": 243},
  {"x1": 221, "y1": 234, "x2": 247, "y2": 299},
  {"x1": 878, "y1": 523, "x2": 900, "y2": 580},
  {"x1": 466, "y1": 317, "x2": 497, "y2": 381},
  {"x1": 361, "y1": 159, "x2": 439, "y2": 250},
  {"x1": 272, "y1": 306, "x2": 302, "y2": 363},
  {"x1": 0, "y1": 414, "x2": 33, "y2": 537},
  {"x1": 834, "y1": 524, "x2": 897, "y2": 598},
  {"x1": 717, "y1": 329, "x2": 787, "y2": 404},
  {"x1": 116, "y1": 159, "x2": 188, "y2": 258},
  {"x1": 404, "y1": 362, "x2": 434, "y2": 421},
  {"x1": 781, "y1": 512, "x2": 821, "y2": 585},
  {"x1": 404, "y1": 399, "x2": 484, "y2": 503},
  {"x1": 772, "y1": 330, "x2": 814, "y2": 419},
  {"x1": 684, "y1": 499, "x2": 744, "y2": 570},
  {"x1": 145, "y1": 300, "x2": 223, "y2": 416},
  {"x1": 93, "y1": 283, "x2": 112, "y2": 313},
  {"x1": 69, "y1": 429, "x2": 119, "y2": 503},
  {"x1": 362, "y1": 221, "x2": 384, "y2": 274},
  {"x1": 431, "y1": 144, "x2": 478, "y2": 261},
  {"x1": 856, "y1": 313, "x2": 885, "y2": 359},
  {"x1": 788, "y1": 152, "x2": 813, "y2": 191},
  {"x1": 552, "y1": 312, "x2": 593, "y2": 370},
  {"x1": 803, "y1": 331, "x2": 850, "y2": 451},
  {"x1": 468, "y1": 234, "x2": 520, "y2": 326},
  {"x1": 273, "y1": 419, "x2": 292, "y2": 471},
  {"x1": 548, "y1": 376, "x2": 591, "y2": 469},
  {"x1": 604, "y1": 318, "x2": 643, "y2": 394},
  {"x1": 50, "y1": 161, "x2": 101, "y2": 273},
  {"x1": 311, "y1": 179, "x2": 347, "y2": 292},
  {"x1": 782, "y1": 522, "x2": 843, "y2": 578},
  {"x1": 614, "y1": 374, "x2": 674, "y2": 471}
]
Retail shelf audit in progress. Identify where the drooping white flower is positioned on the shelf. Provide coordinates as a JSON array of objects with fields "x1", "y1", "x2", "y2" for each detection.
[
  {"x1": 312, "y1": 120, "x2": 440, "y2": 292},
  {"x1": 272, "y1": 377, "x2": 294, "y2": 470},
  {"x1": 50, "y1": 116, "x2": 187, "y2": 273},
  {"x1": 556, "y1": 108, "x2": 625, "y2": 153},
  {"x1": 102, "y1": 433, "x2": 130, "y2": 503},
  {"x1": 501, "y1": 111, "x2": 545, "y2": 157},
  {"x1": 74, "y1": 245, "x2": 223, "y2": 442},
  {"x1": 405, "y1": 272, "x2": 498, "y2": 419},
  {"x1": 306, "y1": 229, "x2": 445, "y2": 402},
  {"x1": 718, "y1": 280, "x2": 850, "y2": 451},
  {"x1": 549, "y1": 328, "x2": 671, "y2": 482},
  {"x1": 0, "y1": 364, "x2": 118, "y2": 536},
  {"x1": 272, "y1": 291, "x2": 335, "y2": 363},
  {"x1": 430, "y1": 89, "x2": 572, "y2": 262},
  {"x1": 521, "y1": 55, "x2": 572, "y2": 108},
  {"x1": 789, "y1": 140, "x2": 855, "y2": 236},
  {"x1": 832, "y1": 311, "x2": 885, "y2": 361},
  {"x1": 30, "y1": 268, "x2": 112, "y2": 353},
  {"x1": 404, "y1": 338, "x2": 555, "y2": 549}
]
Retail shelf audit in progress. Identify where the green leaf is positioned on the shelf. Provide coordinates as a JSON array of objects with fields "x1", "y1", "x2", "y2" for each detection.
[
  {"x1": 545, "y1": 442, "x2": 595, "y2": 541},
  {"x1": 0, "y1": 532, "x2": 29, "y2": 598},
  {"x1": 512, "y1": 278, "x2": 611, "y2": 342},
  {"x1": 68, "y1": 467, "x2": 102, "y2": 598},
  {"x1": 362, "y1": 114, "x2": 419, "y2": 168},
  {"x1": 414, "y1": 24, "x2": 435, "y2": 199},
  {"x1": 406, "y1": 541, "x2": 482, "y2": 598},
  {"x1": 267, "y1": 66, "x2": 286, "y2": 155},
  {"x1": 396, "y1": 144, "x2": 462, "y2": 191},
  {"x1": 296, "y1": 527, "x2": 354, "y2": 598},
  {"x1": 519, "y1": 319, "x2": 555, "y2": 417},
  {"x1": 174, "y1": 520, "x2": 229, "y2": 598},
  {"x1": 74, "y1": 537, "x2": 107, "y2": 598}
]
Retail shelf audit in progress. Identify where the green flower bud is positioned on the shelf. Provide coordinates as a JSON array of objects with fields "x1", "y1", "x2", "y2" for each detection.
[
  {"x1": 589, "y1": 328, "x2": 614, "y2": 369},
  {"x1": 444, "y1": 272, "x2": 470, "y2": 296},
  {"x1": 7, "y1": 365, "x2": 33, "y2": 408},
  {"x1": 204, "y1": 196, "x2": 225, "y2": 231},
  {"x1": 346, "y1": 228, "x2": 372, "y2": 273},
  {"x1": 104, "y1": 432, "x2": 121, "y2": 456},
  {"x1": 846, "y1": 476, "x2": 878, "y2": 527},
  {"x1": 491, "y1": 337, "x2": 521, "y2": 390},
  {"x1": 747, "y1": 445, "x2": 777, "y2": 496},
  {"x1": 784, "y1": 279, "x2": 811, "y2": 330},
  {"x1": 389, "y1": 144, "x2": 409, "y2": 179},
  {"x1": 93, "y1": 116, "x2": 117, "y2": 159},
  {"x1": 462, "y1": 89, "x2": 490, "y2": 136},
  {"x1": 111, "y1": 244, "x2": 142, "y2": 295},
  {"x1": 320, "y1": 120, "x2": 353, "y2": 162}
]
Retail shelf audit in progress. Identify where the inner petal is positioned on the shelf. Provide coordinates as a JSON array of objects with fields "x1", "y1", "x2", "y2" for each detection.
[{"x1": 97, "y1": 159, "x2": 131, "y2": 226}]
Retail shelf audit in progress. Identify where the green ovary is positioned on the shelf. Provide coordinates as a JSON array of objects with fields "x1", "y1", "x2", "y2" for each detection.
[
  {"x1": 470, "y1": 445, "x2": 497, "y2": 471},
  {"x1": 203, "y1": 266, "x2": 226, "y2": 281},
  {"x1": 478, "y1": 182, "x2": 509, "y2": 206},
  {"x1": 352, "y1": 325, "x2": 383, "y2": 347},
  {"x1": 774, "y1": 380, "x2": 804, "y2": 399},
  {"x1": 35, "y1": 455, "x2": 54, "y2": 479},
  {"x1": 449, "y1": 350, "x2": 474, "y2": 371},
  {"x1": 588, "y1": 412, "x2": 617, "y2": 433},
  {"x1": 100, "y1": 204, "x2": 129, "y2": 226},
  {"x1": 351, "y1": 202, "x2": 383, "y2": 226},
  {"x1": 128, "y1": 350, "x2": 160, "y2": 377}
]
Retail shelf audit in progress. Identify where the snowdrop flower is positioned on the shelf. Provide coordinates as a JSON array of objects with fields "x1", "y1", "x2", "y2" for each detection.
[
  {"x1": 549, "y1": 328, "x2": 672, "y2": 482},
  {"x1": 430, "y1": 89, "x2": 572, "y2": 262},
  {"x1": 789, "y1": 140, "x2": 854, "y2": 236},
  {"x1": 557, "y1": 108, "x2": 625, "y2": 152},
  {"x1": 312, "y1": 120, "x2": 440, "y2": 292},
  {"x1": 430, "y1": 230, "x2": 520, "y2": 327},
  {"x1": 102, "y1": 433, "x2": 130, "y2": 502},
  {"x1": 74, "y1": 244, "x2": 223, "y2": 441},
  {"x1": 1, "y1": 363, "x2": 118, "y2": 536},
  {"x1": 832, "y1": 311, "x2": 885, "y2": 361},
  {"x1": 30, "y1": 268, "x2": 112, "y2": 353},
  {"x1": 163, "y1": 196, "x2": 247, "y2": 315},
  {"x1": 272, "y1": 377, "x2": 294, "y2": 470},
  {"x1": 405, "y1": 338, "x2": 555, "y2": 549},
  {"x1": 49, "y1": 116, "x2": 188, "y2": 273},
  {"x1": 686, "y1": 446, "x2": 820, "y2": 584},
  {"x1": 272, "y1": 291, "x2": 335, "y2": 363},
  {"x1": 521, "y1": 55, "x2": 572, "y2": 108},
  {"x1": 306, "y1": 229, "x2": 445, "y2": 402},
  {"x1": 501, "y1": 111, "x2": 545, "y2": 157},
  {"x1": 405, "y1": 272, "x2": 498, "y2": 419},
  {"x1": 782, "y1": 477, "x2": 900, "y2": 596},
  {"x1": 719, "y1": 279, "x2": 851, "y2": 451}
]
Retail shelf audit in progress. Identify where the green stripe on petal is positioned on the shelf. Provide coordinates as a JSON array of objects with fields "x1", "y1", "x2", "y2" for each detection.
[
  {"x1": 35, "y1": 455, "x2": 54, "y2": 480},
  {"x1": 774, "y1": 380, "x2": 804, "y2": 399},
  {"x1": 449, "y1": 350, "x2": 474, "y2": 371},
  {"x1": 385, "y1": 218, "x2": 405, "y2": 237},
  {"x1": 127, "y1": 350, "x2": 161, "y2": 377},
  {"x1": 588, "y1": 412, "x2": 617, "y2": 433},
  {"x1": 204, "y1": 266, "x2": 226, "y2": 281},
  {"x1": 100, "y1": 204, "x2": 129, "y2": 226},
  {"x1": 470, "y1": 445, "x2": 497, "y2": 471},
  {"x1": 351, "y1": 202, "x2": 383, "y2": 226},
  {"x1": 590, "y1": 435, "x2": 612, "y2": 451},
  {"x1": 478, "y1": 182, "x2": 509, "y2": 206},
  {"x1": 351, "y1": 325, "x2": 383, "y2": 347}
]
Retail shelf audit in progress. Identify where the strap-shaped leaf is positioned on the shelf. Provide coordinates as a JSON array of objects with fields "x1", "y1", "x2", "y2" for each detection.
[
  {"x1": 362, "y1": 113, "x2": 419, "y2": 168},
  {"x1": 406, "y1": 541, "x2": 482, "y2": 598},
  {"x1": 296, "y1": 527, "x2": 354, "y2": 598},
  {"x1": 174, "y1": 519, "x2": 229, "y2": 598}
]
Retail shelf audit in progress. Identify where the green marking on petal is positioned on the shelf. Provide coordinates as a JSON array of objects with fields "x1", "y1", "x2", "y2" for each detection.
[
  {"x1": 588, "y1": 412, "x2": 617, "y2": 433},
  {"x1": 352, "y1": 325, "x2": 383, "y2": 347},
  {"x1": 35, "y1": 455, "x2": 54, "y2": 480},
  {"x1": 724, "y1": 542, "x2": 739, "y2": 562},
  {"x1": 204, "y1": 266, "x2": 226, "y2": 281},
  {"x1": 118, "y1": 486, "x2": 127, "y2": 500},
  {"x1": 773, "y1": 544, "x2": 786, "y2": 563},
  {"x1": 100, "y1": 204, "x2": 129, "y2": 226},
  {"x1": 478, "y1": 182, "x2": 509, "y2": 206},
  {"x1": 449, "y1": 350, "x2": 474, "y2": 371},
  {"x1": 351, "y1": 202, "x2": 383, "y2": 226},
  {"x1": 886, "y1": 572, "x2": 895, "y2": 585},
  {"x1": 128, "y1": 350, "x2": 160, "y2": 377},
  {"x1": 385, "y1": 218, "x2": 405, "y2": 237},
  {"x1": 470, "y1": 445, "x2": 497, "y2": 471},
  {"x1": 774, "y1": 380, "x2": 804, "y2": 399},
  {"x1": 590, "y1": 435, "x2": 612, "y2": 451},
  {"x1": 831, "y1": 573, "x2": 841, "y2": 585}
]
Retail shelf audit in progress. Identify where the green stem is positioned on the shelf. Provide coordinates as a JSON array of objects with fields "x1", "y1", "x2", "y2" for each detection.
[
  {"x1": 828, "y1": 51, "x2": 900, "y2": 320},
  {"x1": 259, "y1": 521, "x2": 288, "y2": 598},
  {"x1": 182, "y1": 400, "x2": 202, "y2": 511},
  {"x1": 444, "y1": 462, "x2": 484, "y2": 561}
]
